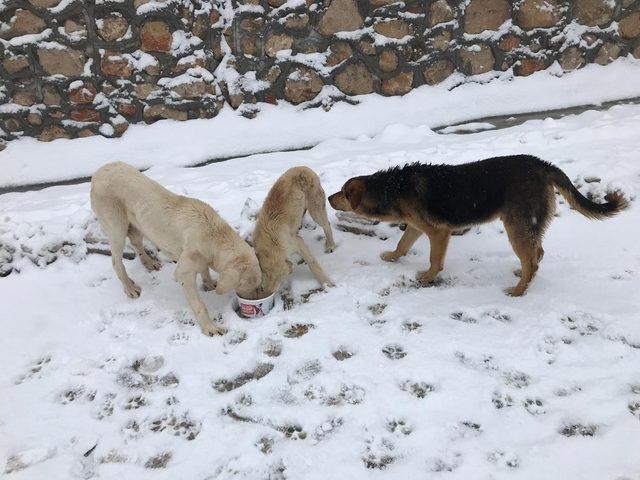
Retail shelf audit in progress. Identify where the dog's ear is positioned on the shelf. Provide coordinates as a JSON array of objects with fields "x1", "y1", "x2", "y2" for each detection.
[
  {"x1": 216, "y1": 267, "x2": 240, "y2": 295},
  {"x1": 345, "y1": 179, "x2": 365, "y2": 210}
]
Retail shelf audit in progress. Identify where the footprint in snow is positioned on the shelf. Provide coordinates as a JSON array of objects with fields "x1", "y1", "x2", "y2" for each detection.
[
  {"x1": 487, "y1": 450, "x2": 520, "y2": 469},
  {"x1": 402, "y1": 321, "x2": 422, "y2": 332},
  {"x1": 382, "y1": 344, "x2": 406, "y2": 360},
  {"x1": 427, "y1": 451, "x2": 462, "y2": 473},
  {"x1": 15, "y1": 355, "x2": 52, "y2": 384},
  {"x1": 362, "y1": 436, "x2": 396, "y2": 470},
  {"x1": 559, "y1": 423, "x2": 599, "y2": 437},
  {"x1": 399, "y1": 380, "x2": 435, "y2": 399},
  {"x1": 523, "y1": 398, "x2": 546, "y2": 415},
  {"x1": 332, "y1": 347, "x2": 354, "y2": 361},
  {"x1": 386, "y1": 418, "x2": 413, "y2": 436}
]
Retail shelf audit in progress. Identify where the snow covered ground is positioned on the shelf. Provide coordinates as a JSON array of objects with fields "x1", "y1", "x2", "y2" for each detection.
[
  {"x1": 1, "y1": 101, "x2": 640, "y2": 479},
  {"x1": 3, "y1": 58, "x2": 640, "y2": 188}
]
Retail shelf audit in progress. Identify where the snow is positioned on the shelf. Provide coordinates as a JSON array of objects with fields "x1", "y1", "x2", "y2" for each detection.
[
  {"x1": 1, "y1": 92, "x2": 640, "y2": 479},
  {"x1": 3, "y1": 58, "x2": 640, "y2": 188}
]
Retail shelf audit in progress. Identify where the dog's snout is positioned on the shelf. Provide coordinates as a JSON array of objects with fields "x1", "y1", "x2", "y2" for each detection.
[{"x1": 328, "y1": 192, "x2": 339, "y2": 208}]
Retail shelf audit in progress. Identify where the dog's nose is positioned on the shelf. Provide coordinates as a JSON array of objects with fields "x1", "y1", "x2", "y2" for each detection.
[{"x1": 328, "y1": 193, "x2": 337, "y2": 208}]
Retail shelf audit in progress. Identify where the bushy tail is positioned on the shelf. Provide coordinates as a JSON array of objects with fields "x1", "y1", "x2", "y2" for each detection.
[{"x1": 547, "y1": 164, "x2": 628, "y2": 220}]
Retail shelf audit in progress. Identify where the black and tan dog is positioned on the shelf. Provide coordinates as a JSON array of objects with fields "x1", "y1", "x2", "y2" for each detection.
[{"x1": 328, "y1": 155, "x2": 628, "y2": 296}]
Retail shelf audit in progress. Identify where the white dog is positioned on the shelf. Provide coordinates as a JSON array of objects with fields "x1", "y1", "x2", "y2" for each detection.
[{"x1": 90, "y1": 162, "x2": 261, "y2": 335}]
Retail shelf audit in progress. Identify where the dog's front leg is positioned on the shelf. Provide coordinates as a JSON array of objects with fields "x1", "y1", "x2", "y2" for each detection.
[
  {"x1": 175, "y1": 253, "x2": 225, "y2": 336},
  {"x1": 381, "y1": 225, "x2": 422, "y2": 262},
  {"x1": 294, "y1": 236, "x2": 334, "y2": 287}
]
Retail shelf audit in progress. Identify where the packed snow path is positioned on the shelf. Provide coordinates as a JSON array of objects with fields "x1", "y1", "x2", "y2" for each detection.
[{"x1": 1, "y1": 104, "x2": 639, "y2": 480}]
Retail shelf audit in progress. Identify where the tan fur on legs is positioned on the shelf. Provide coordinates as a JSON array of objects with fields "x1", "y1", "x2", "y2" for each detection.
[
  {"x1": 128, "y1": 225, "x2": 161, "y2": 271},
  {"x1": 200, "y1": 266, "x2": 217, "y2": 292},
  {"x1": 294, "y1": 236, "x2": 334, "y2": 287},
  {"x1": 417, "y1": 227, "x2": 451, "y2": 284},
  {"x1": 381, "y1": 226, "x2": 422, "y2": 262},
  {"x1": 90, "y1": 192, "x2": 141, "y2": 298},
  {"x1": 111, "y1": 234, "x2": 141, "y2": 298},
  {"x1": 175, "y1": 251, "x2": 225, "y2": 336},
  {"x1": 307, "y1": 185, "x2": 336, "y2": 253},
  {"x1": 504, "y1": 222, "x2": 539, "y2": 296}
]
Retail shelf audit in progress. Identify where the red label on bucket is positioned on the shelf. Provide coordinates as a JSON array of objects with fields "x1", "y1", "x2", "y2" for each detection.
[{"x1": 240, "y1": 303, "x2": 261, "y2": 317}]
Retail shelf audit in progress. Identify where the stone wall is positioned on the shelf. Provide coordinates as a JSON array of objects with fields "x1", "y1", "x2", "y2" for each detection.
[{"x1": 1, "y1": 0, "x2": 640, "y2": 146}]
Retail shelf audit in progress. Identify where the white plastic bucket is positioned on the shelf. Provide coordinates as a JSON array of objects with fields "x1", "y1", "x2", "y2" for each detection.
[{"x1": 235, "y1": 291, "x2": 276, "y2": 318}]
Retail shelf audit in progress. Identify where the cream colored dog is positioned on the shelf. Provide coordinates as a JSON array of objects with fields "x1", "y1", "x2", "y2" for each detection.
[
  {"x1": 90, "y1": 162, "x2": 261, "y2": 336},
  {"x1": 253, "y1": 166, "x2": 336, "y2": 296}
]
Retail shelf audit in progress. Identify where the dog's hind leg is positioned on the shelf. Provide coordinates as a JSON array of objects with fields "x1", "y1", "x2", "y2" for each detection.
[
  {"x1": 307, "y1": 188, "x2": 336, "y2": 253},
  {"x1": 199, "y1": 266, "x2": 217, "y2": 292},
  {"x1": 504, "y1": 222, "x2": 539, "y2": 297},
  {"x1": 128, "y1": 225, "x2": 161, "y2": 271},
  {"x1": 417, "y1": 227, "x2": 451, "y2": 284},
  {"x1": 93, "y1": 197, "x2": 141, "y2": 298},
  {"x1": 294, "y1": 236, "x2": 334, "y2": 287},
  {"x1": 381, "y1": 225, "x2": 422, "y2": 262}
]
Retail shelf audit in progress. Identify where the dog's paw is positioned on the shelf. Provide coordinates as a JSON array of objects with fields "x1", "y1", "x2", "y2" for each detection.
[
  {"x1": 202, "y1": 324, "x2": 226, "y2": 336},
  {"x1": 380, "y1": 251, "x2": 398, "y2": 262},
  {"x1": 202, "y1": 279, "x2": 217, "y2": 292},
  {"x1": 504, "y1": 286, "x2": 526, "y2": 297},
  {"x1": 124, "y1": 282, "x2": 141, "y2": 298},
  {"x1": 324, "y1": 242, "x2": 336, "y2": 254},
  {"x1": 141, "y1": 256, "x2": 162, "y2": 271},
  {"x1": 416, "y1": 270, "x2": 438, "y2": 284}
]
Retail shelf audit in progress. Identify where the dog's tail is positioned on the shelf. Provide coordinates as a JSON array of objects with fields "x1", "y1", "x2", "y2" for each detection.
[{"x1": 546, "y1": 164, "x2": 628, "y2": 220}]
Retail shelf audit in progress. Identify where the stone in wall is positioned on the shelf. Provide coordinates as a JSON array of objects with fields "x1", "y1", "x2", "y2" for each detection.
[
  {"x1": 618, "y1": 11, "x2": 640, "y2": 38},
  {"x1": 373, "y1": 19, "x2": 413, "y2": 39},
  {"x1": 28, "y1": 0, "x2": 61, "y2": 7},
  {"x1": 100, "y1": 52, "x2": 133, "y2": 77},
  {"x1": 559, "y1": 47, "x2": 585, "y2": 71},
  {"x1": 429, "y1": 0, "x2": 454, "y2": 27},
  {"x1": 335, "y1": 63, "x2": 375, "y2": 95},
  {"x1": 459, "y1": 44, "x2": 495, "y2": 75},
  {"x1": 318, "y1": 0, "x2": 363, "y2": 35},
  {"x1": 98, "y1": 15, "x2": 129, "y2": 42},
  {"x1": 39, "y1": 126, "x2": 69, "y2": 142},
  {"x1": 37, "y1": 46, "x2": 86, "y2": 77},
  {"x1": 379, "y1": 50, "x2": 398, "y2": 72},
  {"x1": 141, "y1": 21, "x2": 172, "y2": 53},
  {"x1": 3, "y1": 55, "x2": 30, "y2": 75},
  {"x1": 265, "y1": 34, "x2": 293, "y2": 57},
  {"x1": 0, "y1": 9, "x2": 46, "y2": 39},
  {"x1": 516, "y1": 0, "x2": 563, "y2": 29},
  {"x1": 68, "y1": 83, "x2": 97, "y2": 104},
  {"x1": 573, "y1": 0, "x2": 614, "y2": 27},
  {"x1": 498, "y1": 35, "x2": 521, "y2": 52},
  {"x1": 285, "y1": 67, "x2": 323, "y2": 104},
  {"x1": 516, "y1": 57, "x2": 546, "y2": 76},
  {"x1": 381, "y1": 71, "x2": 413, "y2": 95},
  {"x1": 423, "y1": 59, "x2": 454, "y2": 85},
  {"x1": 595, "y1": 42, "x2": 621, "y2": 65},
  {"x1": 464, "y1": 0, "x2": 510, "y2": 34},
  {"x1": 13, "y1": 89, "x2": 37, "y2": 106},
  {"x1": 326, "y1": 42, "x2": 353, "y2": 66},
  {"x1": 430, "y1": 30, "x2": 452, "y2": 51},
  {"x1": 144, "y1": 105, "x2": 188, "y2": 122}
]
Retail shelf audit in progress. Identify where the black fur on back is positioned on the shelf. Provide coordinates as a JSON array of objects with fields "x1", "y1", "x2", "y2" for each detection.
[{"x1": 362, "y1": 155, "x2": 557, "y2": 229}]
